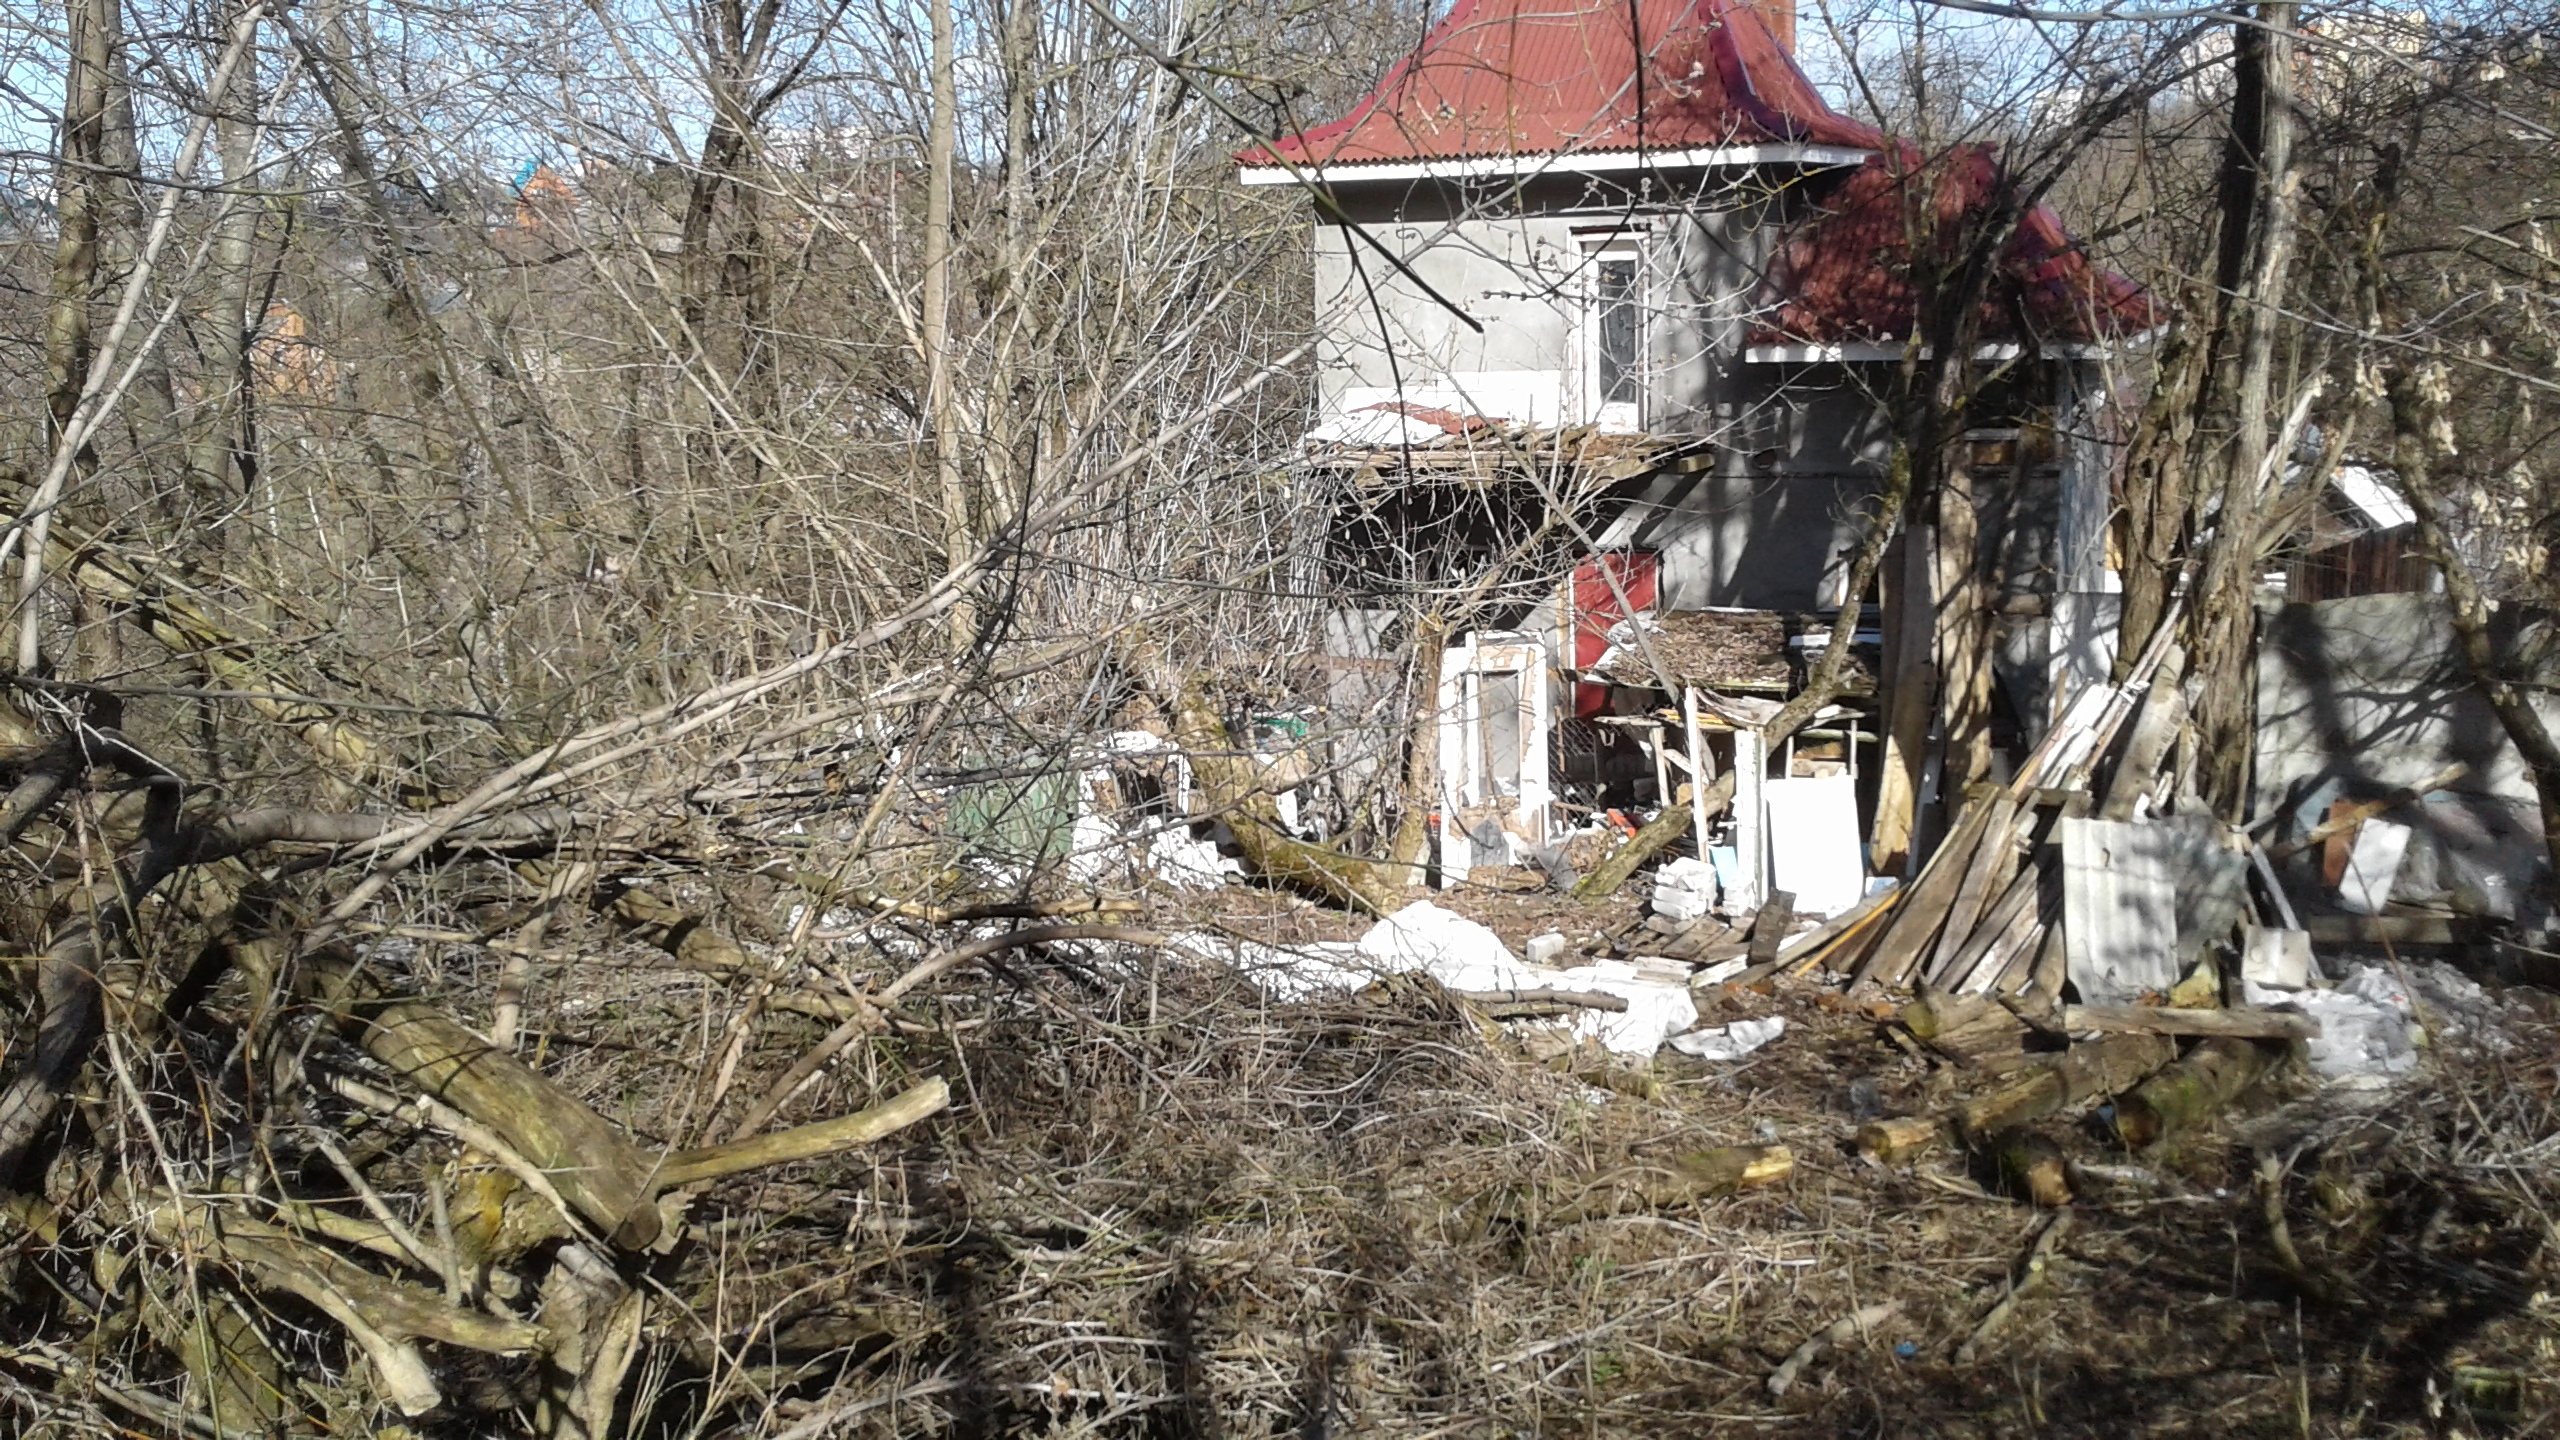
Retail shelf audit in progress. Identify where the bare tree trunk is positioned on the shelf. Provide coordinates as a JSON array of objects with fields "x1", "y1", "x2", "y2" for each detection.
[
  {"x1": 2189, "y1": 1, "x2": 2299, "y2": 818},
  {"x1": 981, "y1": 0, "x2": 1039, "y2": 530},
  {"x1": 924, "y1": 0, "x2": 973, "y2": 650},
  {"x1": 42, "y1": 0, "x2": 115, "y2": 451},
  {"x1": 191, "y1": 0, "x2": 269, "y2": 497}
]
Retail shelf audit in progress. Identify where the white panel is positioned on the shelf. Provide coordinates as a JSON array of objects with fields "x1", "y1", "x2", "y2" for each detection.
[{"x1": 1762, "y1": 775, "x2": 1865, "y2": 918}]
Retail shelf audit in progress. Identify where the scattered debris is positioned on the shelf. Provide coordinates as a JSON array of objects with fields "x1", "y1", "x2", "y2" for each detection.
[
  {"x1": 2241, "y1": 923, "x2": 2314, "y2": 989},
  {"x1": 1651, "y1": 856, "x2": 1719, "y2": 923},
  {"x1": 2252, "y1": 965, "x2": 2421, "y2": 1081},
  {"x1": 1668, "y1": 1015, "x2": 1786, "y2": 1060}
]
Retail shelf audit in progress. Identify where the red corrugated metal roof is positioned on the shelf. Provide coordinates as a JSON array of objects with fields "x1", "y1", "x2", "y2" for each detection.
[
  {"x1": 1754, "y1": 147, "x2": 2159, "y2": 347},
  {"x1": 1244, "y1": 0, "x2": 1879, "y2": 168}
]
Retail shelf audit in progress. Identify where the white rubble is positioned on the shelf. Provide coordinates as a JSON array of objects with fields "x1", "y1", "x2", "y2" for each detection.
[
  {"x1": 1345, "y1": 902, "x2": 1699, "y2": 1055},
  {"x1": 2250, "y1": 964, "x2": 2419, "y2": 1083},
  {"x1": 1523, "y1": 931, "x2": 1569, "y2": 965},
  {"x1": 2400, "y1": 959, "x2": 2524, "y2": 1052},
  {"x1": 1668, "y1": 1016, "x2": 1787, "y2": 1061},
  {"x1": 1652, "y1": 857, "x2": 1719, "y2": 924},
  {"x1": 1692, "y1": 956, "x2": 1750, "y2": 987},
  {"x1": 1143, "y1": 827, "x2": 1244, "y2": 887},
  {"x1": 1355, "y1": 901, "x2": 1523, "y2": 990},
  {"x1": 1171, "y1": 904, "x2": 1704, "y2": 1056},
  {"x1": 2248, "y1": 958, "x2": 2528, "y2": 1083}
]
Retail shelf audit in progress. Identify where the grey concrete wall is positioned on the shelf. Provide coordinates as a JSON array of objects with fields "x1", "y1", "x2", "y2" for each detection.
[
  {"x1": 1310, "y1": 173, "x2": 1826, "y2": 435},
  {"x1": 2254, "y1": 593, "x2": 2552, "y2": 911},
  {"x1": 1306, "y1": 173, "x2": 1902, "y2": 609},
  {"x1": 1312, "y1": 214, "x2": 1586, "y2": 419}
]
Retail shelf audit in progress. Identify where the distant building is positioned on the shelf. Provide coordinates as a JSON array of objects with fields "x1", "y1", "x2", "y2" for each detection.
[{"x1": 1244, "y1": 0, "x2": 2153, "y2": 872}]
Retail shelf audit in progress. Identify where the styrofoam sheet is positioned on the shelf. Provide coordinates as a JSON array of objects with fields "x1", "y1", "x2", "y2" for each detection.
[
  {"x1": 1762, "y1": 775, "x2": 1864, "y2": 918},
  {"x1": 2338, "y1": 818, "x2": 2410, "y2": 915}
]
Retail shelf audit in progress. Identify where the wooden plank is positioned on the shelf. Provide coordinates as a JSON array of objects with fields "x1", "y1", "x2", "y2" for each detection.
[
  {"x1": 2303, "y1": 914, "x2": 2479, "y2": 945},
  {"x1": 1777, "y1": 882, "x2": 1896, "y2": 962},
  {"x1": 1731, "y1": 728, "x2": 1767, "y2": 913},
  {"x1": 1947, "y1": 868, "x2": 2048, "y2": 993},
  {"x1": 1746, "y1": 890, "x2": 1797, "y2": 967},
  {"x1": 1852, "y1": 799, "x2": 1999, "y2": 990},
  {"x1": 1923, "y1": 794, "x2": 2019, "y2": 981},
  {"x1": 2063, "y1": 1004, "x2": 2318, "y2": 1040},
  {"x1": 2097, "y1": 645, "x2": 2186, "y2": 821},
  {"x1": 1870, "y1": 523, "x2": 1935, "y2": 874},
  {"x1": 1683, "y1": 687, "x2": 1713, "y2": 862}
]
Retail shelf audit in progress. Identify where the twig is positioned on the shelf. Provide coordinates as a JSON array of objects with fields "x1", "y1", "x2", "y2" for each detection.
[
  {"x1": 1769, "y1": 1302, "x2": 1900, "y2": 1396},
  {"x1": 728, "y1": 925, "x2": 1165, "y2": 1142},
  {"x1": 1955, "y1": 1211, "x2": 2074, "y2": 1364}
]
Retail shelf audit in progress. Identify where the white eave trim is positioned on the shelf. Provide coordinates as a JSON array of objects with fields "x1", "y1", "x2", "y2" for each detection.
[{"x1": 1237, "y1": 143, "x2": 1872, "y2": 187}]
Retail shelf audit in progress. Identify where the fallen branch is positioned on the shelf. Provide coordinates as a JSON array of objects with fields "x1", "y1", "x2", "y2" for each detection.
[
  {"x1": 1768, "y1": 1302, "x2": 1899, "y2": 1397},
  {"x1": 727, "y1": 925, "x2": 1165, "y2": 1142},
  {"x1": 2063, "y1": 1003, "x2": 2317, "y2": 1040},
  {"x1": 1571, "y1": 777, "x2": 1730, "y2": 901},
  {"x1": 310, "y1": 969, "x2": 666, "y2": 1250},
  {"x1": 657, "y1": 1079, "x2": 948, "y2": 1185},
  {"x1": 1954, "y1": 1211, "x2": 2073, "y2": 1364},
  {"x1": 1452, "y1": 987, "x2": 1629, "y2": 1013},
  {"x1": 790, "y1": 875, "x2": 1142, "y2": 924}
]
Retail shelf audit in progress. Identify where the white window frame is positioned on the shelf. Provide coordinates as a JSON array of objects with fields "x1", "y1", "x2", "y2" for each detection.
[
  {"x1": 1436, "y1": 637, "x2": 1553, "y2": 884},
  {"x1": 1578, "y1": 238, "x2": 1645, "y2": 432}
]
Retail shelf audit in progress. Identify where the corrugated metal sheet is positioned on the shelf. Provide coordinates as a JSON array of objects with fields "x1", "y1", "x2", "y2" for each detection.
[
  {"x1": 1246, "y1": 0, "x2": 1878, "y2": 167},
  {"x1": 1752, "y1": 148, "x2": 2161, "y2": 348},
  {"x1": 2060, "y1": 814, "x2": 2250, "y2": 1006}
]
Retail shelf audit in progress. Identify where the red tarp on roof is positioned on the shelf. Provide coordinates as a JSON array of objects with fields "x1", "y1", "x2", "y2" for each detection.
[
  {"x1": 1243, "y1": 0, "x2": 1880, "y2": 168},
  {"x1": 1754, "y1": 147, "x2": 2158, "y2": 348}
]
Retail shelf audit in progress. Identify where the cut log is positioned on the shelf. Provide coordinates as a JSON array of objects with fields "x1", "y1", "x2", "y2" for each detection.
[
  {"x1": 2063, "y1": 1004, "x2": 2317, "y2": 1041},
  {"x1": 1957, "y1": 1032, "x2": 2178, "y2": 1143},
  {"x1": 2112, "y1": 1037, "x2": 2288, "y2": 1149},
  {"x1": 1987, "y1": 1131, "x2": 2073, "y2": 1207},
  {"x1": 1857, "y1": 1114, "x2": 1948, "y2": 1165},
  {"x1": 1901, "y1": 989, "x2": 1994, "y2": 1041}
]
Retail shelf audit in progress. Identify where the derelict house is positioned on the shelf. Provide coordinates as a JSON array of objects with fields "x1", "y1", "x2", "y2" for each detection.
[{"x1": 1242, "y1": 0, "x2": 2155, "y2": 896}]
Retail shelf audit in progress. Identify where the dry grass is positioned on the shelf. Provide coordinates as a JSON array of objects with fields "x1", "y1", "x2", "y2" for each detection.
[{"x1": 539, "y1": 898, "x2": 2560, "y2": 1440}]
